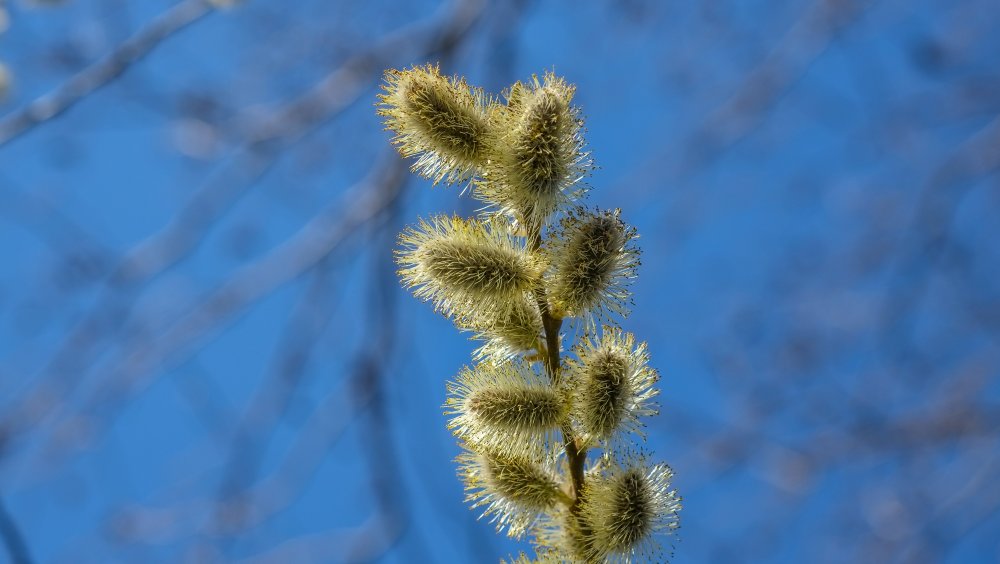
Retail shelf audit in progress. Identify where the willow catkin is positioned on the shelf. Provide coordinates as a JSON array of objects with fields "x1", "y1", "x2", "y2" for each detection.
[
  {"x1": 377, "y1": 64, "x2": 494, "y2": 185},
  {"x1": 501, "y1": 551, "x2": 565, "y2": 564},
  {"x1": 479, "y1": 72, "x2": 591, "y2": 228},
  {"x1": 396, "y1": 215, "x2": 545, "y2": 319},
  {"x1": 547, "y1": 208, "x2": 639, "y2": 322},
  {"x1": 457, "y1": 294, "x2": 544, "y2": 362},
  {"x1": 458, "y1": 443, "x2": 564, "y2": 538},
  {"x1": 579, "y1": 461, "x2": 681, "y2": 563},
  {"x1": 445, "y1": 361, "x2": 566, "y2": 455},
  {"x1": 568, "y1": 328, "x2": 659, "y2": 446}
]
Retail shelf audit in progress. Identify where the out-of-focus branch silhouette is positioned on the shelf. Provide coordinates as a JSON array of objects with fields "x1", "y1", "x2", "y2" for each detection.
[
  {"x1": 0, "y1": 495, "x2": 33, "y2": 564},
  {"x1": 0, "y1": 0, "x2": 484, "y2": 467},
  {"x1": 601, "y1": 1, "x2": 1000, "y2": 562},
  {"x1": 623, "y1": 0, "x2": 874, "y2": 196},
  {"x1": 0, "y1": 0, "x2": 217, "y2": 147},
  {"x1": 1, "y1": 0, "x2": 491, "y2": 561}
]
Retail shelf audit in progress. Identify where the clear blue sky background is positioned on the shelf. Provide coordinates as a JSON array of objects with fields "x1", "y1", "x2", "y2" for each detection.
[{"x1": 1, "y1": 0, "x2": 998, "y2": 562}]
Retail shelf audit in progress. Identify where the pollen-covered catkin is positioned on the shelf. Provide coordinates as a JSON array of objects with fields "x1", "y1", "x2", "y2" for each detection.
[
  {"x1": 547, "y1": 208, "x2": 639, "y2": 321},
  {"x1": 580, "y1": 462, "x2": 681, "y2": 563},
  {"x1": 446, "y1": 361, "x2": 567, "y2": 454},
  {"x1": 457, "y1": 295, "x2": 544, "y2": 361},
  {"x1": 377, "y1": 64, "x2": 494, "y2": 185},
  {"x1": 502, "y1": 551, "x2": 565, "y2": 564},
  {"x1": 479, "y1": 72, "x2": 590, "y2": 228},
  {"x1": 569, "y1": 328, "x2": 659, "y2": 446},
  {"x1": 396, "y1": 215, "x2": 545, "y2": 319},
  {"x1": 458, "y1": 445, "x2": 565, "y2": 537}
]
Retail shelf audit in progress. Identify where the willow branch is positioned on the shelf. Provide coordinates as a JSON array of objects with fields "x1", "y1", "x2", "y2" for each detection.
[{"x1": 528, "y1": 227, "x2": 587, "y2": 505}]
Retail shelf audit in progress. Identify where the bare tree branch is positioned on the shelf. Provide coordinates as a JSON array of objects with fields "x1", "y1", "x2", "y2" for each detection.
[
  {"x1": 0, "y1": 496, "x2": 32, "y2": 564},
  {"x1": 0, "y1": 0, "x2": 216, "y2": 147},
  {"x1": 0, "y1": 0, "x2": 485, "y2": 465}
]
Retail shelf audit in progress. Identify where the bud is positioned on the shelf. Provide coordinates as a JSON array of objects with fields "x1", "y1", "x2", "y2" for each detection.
[
  {"x1": 479, "y1": 72, "x2": 590, "y2": 228},
  {"x1": 446, "y1": 361, "x2": 567, "y2": 454},
  {"x1": 580, "y1": 461, "x2": 681, "y2": 562},
  {"x1": 397, "y1": 215, "x2": 545, "y2": 319},
  {"x1": 547, "y1": 208, "x2": 639, "y2": 322},
  {"x1": 377, "y1": 64, "x2": 494, "y2": 185},
  {"x1": 568, "y1": 328, "x2": 658, "y2": 446},
  {"x1": 458, "y1": 443, "x2": 566, "y2": 538}
]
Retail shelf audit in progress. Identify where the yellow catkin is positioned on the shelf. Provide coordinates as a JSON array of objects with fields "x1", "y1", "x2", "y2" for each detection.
[
  {"x1": 377, "y1": 64, "x2": 495, "y2": 185},
  {"x1": 397, "y1": 215, "x2": 545, "y2": 319},
  {"x1": 478, "y1": 72, "x2": 591, "y2": 228},
  {"x1": 445, "y1": 361, "x2": 566, "y2": 456},
  {"x1": 458, "y1": 443, "x2": 563, "y2": 538},
  {"x1": 568, "y1": 328, "x2": 659, "y2": 447},
  {"x1": 458, "y1": 294, "x2": 544, "y2": 362},
  {"x1": 547, "y1": 208, "x2": 639, "y2": 323},
  {"x1": 579, "y1": 461, "x2": 681, "y2": 563}
]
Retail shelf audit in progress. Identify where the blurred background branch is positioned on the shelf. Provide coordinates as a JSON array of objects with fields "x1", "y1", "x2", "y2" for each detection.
[
  {"x1": 0, "y1": 0, "x2": 217, "y2": 147},
  {"x1": 0, "y1": 495, "x2": 33, "y2": 564}
]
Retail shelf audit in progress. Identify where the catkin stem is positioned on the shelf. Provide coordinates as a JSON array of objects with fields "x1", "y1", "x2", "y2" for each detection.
[{"x1": 528, "y1": 228, "x2": 588, "y2": 509}]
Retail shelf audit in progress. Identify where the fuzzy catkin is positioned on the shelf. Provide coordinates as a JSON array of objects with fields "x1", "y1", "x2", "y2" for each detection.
[
  {"x1": 582, "y1": 353, "x2": 630, "y2": 435},
  {"x1": 580, "y1": 462, "x2": 681, "y2": 563},
  {"x1": 479, "y1": 72, "x2": 590, "y2": 228},
  {"x1": 396, "y1": 215, "x2": 545, "y2": 319},
  {"x1": 502, "y1": 551, "x2": 565, "y2": 564},
  {"x1": 548, "y1": 208, "x2": 639, "y2": 321},
  {"x1": 569, "y1": 329, "x2": 659, "y2": 446},
  {"x1": 459, "y1": 294, "x2": 544, "y2": 362},
  {"x1": 377, "y1": 64, "x2": 493, "y2": 185},
  {"x1": 446, "y1": 361, "x2": 566, "y2": 455},
  {"x1": 458, "y1": 445, "x2": 564, "y2": 538}
]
